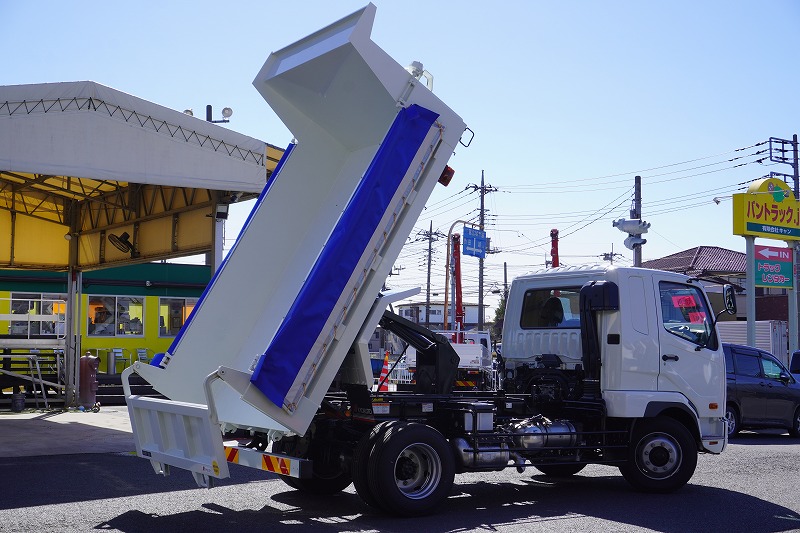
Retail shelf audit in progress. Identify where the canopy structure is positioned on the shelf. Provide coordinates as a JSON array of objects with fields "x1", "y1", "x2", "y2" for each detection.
[
  {"x1": 0, "y1": 81, "x2": 284, "y2": 271},
  {"x1": 0, "y1": 80, "x2": 283, "y2": 406}
]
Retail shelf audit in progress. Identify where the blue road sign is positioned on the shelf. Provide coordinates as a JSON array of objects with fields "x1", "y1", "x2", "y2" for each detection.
[{"x1": 463, "y1": 226, "x2": 486, "y2": 258}]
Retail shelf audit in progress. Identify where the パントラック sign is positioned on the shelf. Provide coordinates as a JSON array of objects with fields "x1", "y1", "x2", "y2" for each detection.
[{"x1": 732, "y1": 177, "x2": 800, "y2": 239}]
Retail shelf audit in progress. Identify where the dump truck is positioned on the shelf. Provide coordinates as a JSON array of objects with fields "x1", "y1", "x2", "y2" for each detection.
[{"x1": 123, "y1": 4, "x2": 736, "y2": 516}]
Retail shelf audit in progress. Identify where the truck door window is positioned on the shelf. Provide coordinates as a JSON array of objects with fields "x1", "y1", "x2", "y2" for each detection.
[
  {"x1": 520, "y1": 288, "x2": 581, "y2": 329},
  {"x1": 658, "y1": 281, "x2": 715, "y2": 348}
]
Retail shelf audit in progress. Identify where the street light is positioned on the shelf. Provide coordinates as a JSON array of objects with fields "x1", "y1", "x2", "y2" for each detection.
[{"x1": 205, "y1": 105, "x2": 233, "y2": 124}]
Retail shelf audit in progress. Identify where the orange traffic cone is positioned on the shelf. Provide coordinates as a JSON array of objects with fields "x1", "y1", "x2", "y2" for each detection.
[{"x1": 377, "y1": 351, "x2": 390, "y2": 392}]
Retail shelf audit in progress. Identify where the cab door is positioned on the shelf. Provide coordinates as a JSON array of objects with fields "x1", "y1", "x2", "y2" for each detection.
[{"x1": 654, "y1": 280, "x2": 725, "y2": 417}]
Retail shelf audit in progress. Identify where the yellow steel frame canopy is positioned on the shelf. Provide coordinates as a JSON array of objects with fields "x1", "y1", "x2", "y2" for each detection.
[{"x1": 0, "y1": 81, "x2": 283, "y2": 270}]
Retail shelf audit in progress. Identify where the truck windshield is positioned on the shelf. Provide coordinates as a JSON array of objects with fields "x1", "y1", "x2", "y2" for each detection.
[
  {"x1": 659, "y1": 281, "x2": 716, "y2": 349},
  {"x1": 519, "y1": 287, "x2": 581, "y2": 329}
]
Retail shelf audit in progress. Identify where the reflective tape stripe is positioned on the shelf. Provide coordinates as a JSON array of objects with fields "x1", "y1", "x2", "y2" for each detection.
[
  {"x1": 226, "y1": 447, "x2": 239, "y2": 464},
  {"x1": 222, "y1": 445, "x2": 311, "y2": 479},
  {"x1": 261, "y1": 454, "x2": 291, "y2": 475}
]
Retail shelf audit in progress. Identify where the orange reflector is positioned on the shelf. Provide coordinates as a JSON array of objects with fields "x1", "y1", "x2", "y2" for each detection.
[{"x1": 709, "y1": 403, "x2": 718, "y2": 410}]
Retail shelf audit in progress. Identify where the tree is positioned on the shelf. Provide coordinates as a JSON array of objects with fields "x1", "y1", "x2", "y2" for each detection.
[{"x1": 491, "y1": 292, "x2": 506, "y2": 342}]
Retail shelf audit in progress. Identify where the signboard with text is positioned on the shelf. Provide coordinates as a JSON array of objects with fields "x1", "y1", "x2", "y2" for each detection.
[
  {"x1": 754, "y1": 244, "x2": 793, "y2": 288},
  {"x1": 462, "y1": 226, "x2": 486, "y2": 258},
  {"x1": 732, "y1": 177, "x2": 800, "y2": 240}
]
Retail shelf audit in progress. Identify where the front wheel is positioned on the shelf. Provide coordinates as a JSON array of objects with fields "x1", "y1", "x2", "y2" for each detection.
[
  {"x1": 367, "y1": 422, "x2": 455, "y2": 516},
  {"x1": 619, "y1": 417, "x2": 697, "y2": 493}
]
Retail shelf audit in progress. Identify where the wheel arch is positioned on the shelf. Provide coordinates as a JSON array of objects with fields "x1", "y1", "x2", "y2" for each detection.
[{"x1": 641, "y1": 402, "x2": 700, "y2": 442}]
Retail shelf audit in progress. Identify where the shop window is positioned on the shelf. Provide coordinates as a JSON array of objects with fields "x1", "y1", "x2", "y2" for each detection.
[
  {"x1": 10, "y1": 293, "x2": 40, "y2": 336},
  {"x1": 87, "y1": 295, "x2": 144, "y2": 337},
  {"x1": 9, "y1": 292, "x2": 67, "y2": 337},
  {"x1": 159, "y1": 298, "x2": 198, "y2": 337}
]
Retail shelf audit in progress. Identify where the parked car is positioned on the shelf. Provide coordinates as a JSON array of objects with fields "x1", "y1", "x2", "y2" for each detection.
[{"x1": 724, "y1": 342, "x2": 800, "y2": 437}]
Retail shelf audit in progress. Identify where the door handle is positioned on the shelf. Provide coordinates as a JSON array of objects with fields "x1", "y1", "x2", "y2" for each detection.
[{"x1": 662, "y1": 354, "x2": 680, "y2": 362}]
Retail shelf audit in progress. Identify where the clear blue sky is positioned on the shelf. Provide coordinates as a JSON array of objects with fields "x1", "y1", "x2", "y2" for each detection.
[{"x1": 2, "y1": 1, "x2": 799, "y2": 314}]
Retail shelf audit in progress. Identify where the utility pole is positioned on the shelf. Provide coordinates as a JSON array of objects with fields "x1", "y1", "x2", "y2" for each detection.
[
  {"x1": 794, "y1": 135, "x2": 799, "y2": 355},
  {"x1": 503, "y1": 261, "x2": 508, "y2": 297},
  {"x1": 768, "y1": 134, "x2": 800, "y2": 353},
  {"x1": 467, "y1": 171, "x2": 497, "y2": 331},
  {"x1": 601, "y1": 243, "x2": 621, "y2": 263},
  {"x1": 631, "y1": 175, "x2": 643, "y2": 267},
  {"x1": 613, "y1": 175, "x2": 648, "y2": 266},
  {"x1": 479, "y1": 171, "x2": 486, "y2": 330},
  {"x1": 416, "y1": 221, "x2": 445, "y2": 328}
]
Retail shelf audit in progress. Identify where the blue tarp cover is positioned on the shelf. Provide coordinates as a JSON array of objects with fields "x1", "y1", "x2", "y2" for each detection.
[{"x1": 251, "y1": 104, "x2": 439, "y2": 407}]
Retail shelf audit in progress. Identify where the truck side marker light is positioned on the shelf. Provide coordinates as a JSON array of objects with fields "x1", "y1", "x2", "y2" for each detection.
[
  {"x1": 709, "y1": 403, "x2": 718, "y2": 410},
  {"x1": 438, "y1": 165, "x2": 455, "y2": 186}
]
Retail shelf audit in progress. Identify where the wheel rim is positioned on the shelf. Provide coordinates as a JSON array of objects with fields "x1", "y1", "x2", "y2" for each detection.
[
  {"x1": 393, "y1": 443, "x2": 442, "y2": 500},
  {"x1": 634, "y1": 432, "x2": 682, "y2": 480},
  {"x1": 725, "y1": 408, "x2": 737, "y2": 435}
]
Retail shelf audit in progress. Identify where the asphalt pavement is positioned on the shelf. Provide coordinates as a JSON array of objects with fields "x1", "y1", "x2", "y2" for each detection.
[{"x1": 0, "y1": 405, "x2": 134, "y2": 458}]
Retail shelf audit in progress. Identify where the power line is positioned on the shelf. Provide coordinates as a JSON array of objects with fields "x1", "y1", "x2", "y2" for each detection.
[{"x1": 496, "y1": 141, "x2": 767, "y2": 190}]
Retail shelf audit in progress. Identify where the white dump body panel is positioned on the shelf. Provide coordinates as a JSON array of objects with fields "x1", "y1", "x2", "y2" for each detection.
[{"x1": 131, "y1": 4, "x2": 466, "y2": 436}]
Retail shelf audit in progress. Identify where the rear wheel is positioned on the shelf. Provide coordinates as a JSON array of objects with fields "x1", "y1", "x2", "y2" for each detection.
[
  {"x1": 725, "y1": 404, "x2": 740, "y2": 437},
  {"x1": 367, "y1": 422, "x2": 455, "y2": 516},
  {"x1": 534, "y1": 463, "x2": 586, "y2": 477},
  {"x1": 619, "y1": 417, "x2": 697, "y2": 493},
  {"x1": 272, "y1": 435, "x2": 352, "y2": 494},
  {"x1": 351, "y1": 421, "x2": 398, "y2": 508}
]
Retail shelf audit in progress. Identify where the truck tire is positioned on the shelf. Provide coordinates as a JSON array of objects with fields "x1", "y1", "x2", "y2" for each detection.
[
  {"x1": 351, "y1": 421, "x2": 399, "y2": 508},
  {"x1": 725, "y1": 404, "x2": 740, "y2": 437},
  {"x1": 534, "y1": 464, "x2": 586, "y2": 477},
  {"x1": 619, "y1": 417, "x2": 697, "y2": 493},
  {"x1": 367, "y1": 422, "x2": 455, "y2": 516},
  {"x1": 272, "y1": 437, "x2": 352, "y2": 495}
]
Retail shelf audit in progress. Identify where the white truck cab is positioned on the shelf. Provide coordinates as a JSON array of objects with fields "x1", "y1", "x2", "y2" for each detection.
[{"x1": 501, "y1": 264, "x2": 729, "y2": 455}]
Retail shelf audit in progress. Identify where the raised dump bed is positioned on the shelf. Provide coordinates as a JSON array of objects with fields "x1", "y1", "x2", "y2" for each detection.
[{"x1": 125, "y1": 2, "x2": 466, "y2": 475}]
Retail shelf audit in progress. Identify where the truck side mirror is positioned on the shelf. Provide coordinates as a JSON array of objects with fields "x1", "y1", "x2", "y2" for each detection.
[{"x1": 722, "y1": 284, "x2": 737, "y2": 315}]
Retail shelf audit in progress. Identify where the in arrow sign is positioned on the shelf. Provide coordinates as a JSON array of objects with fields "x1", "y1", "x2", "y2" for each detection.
[{"x1": 758, "y1": 248, "x2": 780, "y2": 259}]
